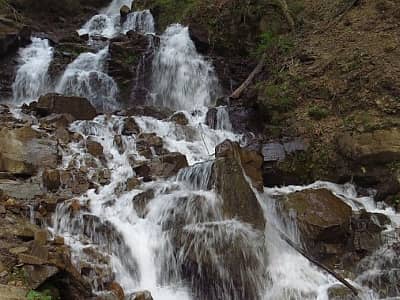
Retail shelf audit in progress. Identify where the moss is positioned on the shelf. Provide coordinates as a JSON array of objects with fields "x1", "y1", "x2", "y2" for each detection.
[{"x1": 308, "y1": 105, "x2": 330, "y2": 120}]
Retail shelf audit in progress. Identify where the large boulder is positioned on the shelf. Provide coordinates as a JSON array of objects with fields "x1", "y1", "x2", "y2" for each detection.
[
  {"x1": 211, "y1": 156, "x2": 265, "y2": 231},
  {"x1": 215, "y1": 140, "x2": 264, "y2": 191},
  {"x1": 109, "y1": 32, "x2": 151, "y2": 107},
  {"x1": 0, "y1": 126, "x2": 59, "y2": 176},
  {"x1": 31, "y1": 93, "x2": 97, "y2": 120},
  {"x1": 280, "y1": 189, "x2": 352, "y2": 245},
  {"x1": 337, "y1": 128, "x2": 400, "y2": 164}
]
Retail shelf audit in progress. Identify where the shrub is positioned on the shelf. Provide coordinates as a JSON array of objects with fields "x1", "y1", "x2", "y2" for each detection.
[{"x1": 308, "y1": 105, "x2": 329, "y2": 120}]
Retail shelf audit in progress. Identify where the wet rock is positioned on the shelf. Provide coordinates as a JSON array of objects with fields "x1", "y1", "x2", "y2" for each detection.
[
  {"x1": 0, "y1": 19, "x2": 30, "y2": 57},
  {"x1": 42, "y1": 169, "x2": 61, "y2": 191},
  {"x1": 132, "y1": 189, "x2": 154, "y2": 218},
  {"x1": 113, "y1": 135, "x2": 125, "y2": 154},
  {"x1": 122, "y1": 118, "x2": 140, "y2": 136},
  {"x1": 109, "y1": 32, "x2": 151, "y2": 106},
  {"x1": 205, "y1": 108, "x2": 217, "y2": 129},
  {"x1": 34, "y1": 230, "x2": 48, "y2": 246},
  {"x1": 169, "y1": 112, "x2": 189, "y2": 126},
  {"x1": 120, "y1": 5, "x2": 131, "y2": 24},
  {"x1": 211, "y1": 156, "x2": 265, "y2": 231},
  {"x1": 327, "y1": 284, "x2": 357, "y2": 300},
  {"x1": 39, "y1": 113, "x2": 76, "y2": 129},
  {"x1": 126, "y1": 177, "x2": 140, "y2": 191},
  {"x1": 281, "y1": 189, "x2": 352, "y2": 245},
  {"x1": 123, "y1": 105, "x2": 173, "y2": 120},
  {"x1": 86, "y1": 139, "x2": 104, "y2": 159},
  {"x1": 136, "y1": 133, "x2": 164, "y2": 159},
  {"x1": 0, "y1": 126, "x2": 59, "y2": 176},
  {"x1": 215, "y1": 140, "x2": 264, "y2": 191},
  {"x1": 108, "y1": 281, "x2": 124, "y2": 300},
  {"x1": 337, "y1": 128, "x2": 400, "y2": 164},
  {"x1": 31, "y1": 93, "x2": 98, "y2": 120},
  {"x1": 128, "y1": 290, "x2": 153, "y2": 300},
  {"x1": 148, "y1": 152, "x2": 189, "y2": 178}
]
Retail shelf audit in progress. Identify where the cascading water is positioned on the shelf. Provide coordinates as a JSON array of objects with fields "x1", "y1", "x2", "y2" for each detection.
[
  {"x1": 12, "y1": 37, "x2": 53, "y2": 103},
  {"x1": 40, "y1": 3, "x2": 400, "y2": 300},
  {"x1": 151, "y1": 24, "x2": 220, "y2": 111},
  {"x1": 55, "y1": 47, "x2": 119, "y2": 112}
]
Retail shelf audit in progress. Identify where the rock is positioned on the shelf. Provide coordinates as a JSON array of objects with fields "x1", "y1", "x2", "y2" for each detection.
[
  {"x1": 9, "y1": 247, "x2": 29, "y2": 255},
  {"x1": 132, "y1": 163, "x2": 152, "y2": 181},
  {"x1": 0, "y1": 126, "x2": 59, "y2": 175},
  {"x1": 136, "y1": 133, "x2": 164, "y2": 159},
  {"x1": 211, "y1": 157, "x2": 265, "y2": 231},
  {"x1": 54, "y1": 127, "x2": 71, "y2": 144},
  {"x1": 108, "y1": 281, "x2": 124, "y2": 300},
  {"x1": 120, "y1": 5, "x2": 131, "y2": 24},
  {"x1": 23, "y1": 265, "x2": 58, "y2": 289},
  {"x1": 42, "y1": 169, "x2": 61, "y2": 191},
  {"x1": 113, "y1": 135, "x2": 125, "y2": 154},
  {"x1": 18, "y1": 254, "x2": 46, "y2": 265},
  {"x1": 205, "y1": 108, "x2": 217, "y2": 129},
  {"x1": 0, "y1": 180, "x2": 43, "y2": 200},
  {"x1": 132, "y1": 189, "x2": 155, "y2": 218},
  {"x1": 327, "y1": 284, "x2": 357, "y2": 300},
  {"x1": 123, "y1": 105, "x2": 173, "y2": 120},
  {"x1": 147, "y1": 152, "x2": 189, "y2": 178},
  {"x1": 126, "y1": 177, "x2": 140, "y2": 191},
  {"x1": 128, "y1": 290, "x2": 153, "y2": 300},
  {"x1": 34, "y1": 230, "x2": 48, "y2": 246},
  {"x1": 215, "y1": 140, "x2": 264, "y2": 191},
  {"x1": 281, "y1": 189, "x2": 352, "y2": 244},
  {"x1": 39, "y1": 113, "x2": 76, "y2": 129},
  {"x1": 337, "y1": 128, "x2": 400, "y2": 164},
  {"x1": 86, "y1": 139, "x2": 104, "y2": 159},
  {"x1": 109, "y1": 33, "x2": 151, "y2": 106},
  {"x1": 0, "y1": 284, "x2": 28, "y2": 300},
  {"x1": 169, "y1": 112, "x2": 189, "y2": 126},
  {"x1": 122, "y1": 118, "x2": 140, "y2": 135},
  {"x1": 0, "y1": 20, "x2": 30, "y2": 57},
  {"x1": 188, "y1": 25, "x2": 210, "y2": 54},
  {"x1": 31, "y1": 93, "x2": 98, "y2": 120},
  {"x1": 53, "y1": 236, "x2": 65, "y2": 245}
]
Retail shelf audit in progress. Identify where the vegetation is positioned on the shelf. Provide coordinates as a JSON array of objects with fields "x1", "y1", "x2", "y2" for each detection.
[{"x1": 308, "y1": 105, "x2": 330, "y2": 120}]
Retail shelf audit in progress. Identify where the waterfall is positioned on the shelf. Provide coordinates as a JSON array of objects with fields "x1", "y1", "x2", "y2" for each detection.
[
  {"x1": 216, "y1": 106, "x2": 233, "y2": 131},
  {"x1": 122, "y1": 10, "x2": 155, "y2": 34},
  {"x1": 55, "y1": 47, "x2": 119, "y2": 112},
  {"x1": 151, "y1": 24, "x2": 220, "y2": 111},
  {"x1": 12, "y1": 37, "x2": 53, "y2": 103}
]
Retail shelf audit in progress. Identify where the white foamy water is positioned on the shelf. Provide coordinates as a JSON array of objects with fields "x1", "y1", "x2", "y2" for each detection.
[
  {"x1": 55, "y1": 47, "x2": 118, "y2": 112},
  {"x1": 12, "y1": 37, "x2": 53, "y2": 103},
  {"x1": 122, "y1": 10, "x2": 155, "y2": 34},
  {"x1": 151, "y1": 24, "x2": 220, "y2": 111}
]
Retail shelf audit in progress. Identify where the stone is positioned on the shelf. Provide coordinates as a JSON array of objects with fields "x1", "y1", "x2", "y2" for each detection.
[
  {"x1": 132, "y1": 189, "x2": 155, "y2": 218},
  {"x1": 113, "y1": 135, "x2": 125, "y2": 154},
  {"x1": 169, "y1": 112, "x2": 189, "y2": 126},
  {"x1": 281, "y1": 189, "x2": 352, "y2": 244},
  {"x1": 124, "y1": 105, "x2": 173, "y2": 120},
  {"x1": 18, "y1": 254, "x2": 46, "y2": 265},
  {"x1": 32, "y1": 93, "x2": 97, "y2": 120},
  {"x1": 215, "y1": 140, "x2": 264, "y2": 191},
  {"x1": 42, "y1": 169, "x2": 61, "y2": 191},
  {"x1": 128, "y1": 290, "x2": 153, "y2": 300},
  {"x1": 23, "y1": 265, "x2": 58, "y2": 289},
  {"x1": 126, "y1": 177, "x2": 140, "y2": 191},
  {"x1": 122, "y1": 117, "x2": 140, "y2": 136},
  {"x1": 108, "y1": 281, "x2": 124, "y2": 300},
  {"x1": 9, "y1": 247, "x2": 29, "y2": 255},
  {"x1": 205, "y1": 108, "x2": 217, "y2": 129},
  {"x1": 0, "y1": 126, "x2": 59, "y2": 175},
  {"x1": 136, "y1": 133, "x2": 164, "y2": 159},
  {"x1": 39, "y1": 113, "x2": 75, "y2": 129},
  {"x1": 147, "y1": 152, "x2": 189, "y2": 178},
  {"x1": 34, "y1": 230, "x2": 48, "y2": 246},
  {"x1": 120, "y1": 5, "x2": 131, "y2": 24},
  {"x1": 337, "y1": 128, "x2": 400, "y2": 164},
  {"x1": 211, "y1": 157, "x2": 265, "y2": 231},
  {"x1": 54, "y1": 127, "x2": 71, "y2": 144},
  {"x1": 0, "y1": 180, "x2": 43, "y2": 200},
  {"x1": 53, "y1": 236, "x2": 65, "y2": 245},
  {"x1": 86, "y1": 139, "x2": 104, "y2": 159}
]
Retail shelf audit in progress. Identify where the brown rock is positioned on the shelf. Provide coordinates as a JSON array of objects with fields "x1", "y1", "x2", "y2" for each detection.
[
  {"x1": 113, "y1": 135, "x2": 125, "y2": 154},
  {"x1": 0, "y1": 126, "x2": 59, "y2": 175},
  {"x1": 147, "y1": 152, "x2": 189, "y2": 178},
  {"x1": 169, "y1": 112, "x2": 189, "y2": 126},
  {"x1": 109, "y1": 281, "x2": 124, "y2": 300},
  {"x1": 42, "y1": 169, "x2": 61, "y2": 191},
  {"x1": 122, "y1": 117, "x2": 140, "y2": 136},
  {"x1": 34, "y1": 230, "x2": 48, "y2": 246},
  {"x1": 215, "y1": 140, "x2": 264, "y2": 191},
  {"x1": 23, "y1": 265, "x2": 58, "y2": 289},
  {"x1": 32, "y1": 93, "x2": 97, "y2": 120},
  {"x1": 128, "y1": 290, "x2": 153, "y2": 300},
  {"x1": 86, "y1": 139, "x2": 104, "y2": 159},
  {"x1": 132, "y1": 189, "x2": 154, "y2": 218},
  {"x1": 212, "y1": 157, "x2": 265, "y2": 231},
  {"x1": 126, "y1": 177, "x2": 140, "y2": 191},
  {"x1": 18, "y1": 254, "x2": 46, "y2": 265}
]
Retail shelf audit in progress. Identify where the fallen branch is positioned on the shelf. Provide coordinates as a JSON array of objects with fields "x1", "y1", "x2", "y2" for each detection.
[
  {"x1": 275, "y1": 227, "x2": 360, "y2": 297},
  {"x1": 229, "y1": 52, "x2": 267, "y2": 99}
]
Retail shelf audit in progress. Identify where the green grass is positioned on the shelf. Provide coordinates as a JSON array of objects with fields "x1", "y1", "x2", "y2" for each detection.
[{"x1": 308, "y1": 105, "x2": 330, "y2": 120}]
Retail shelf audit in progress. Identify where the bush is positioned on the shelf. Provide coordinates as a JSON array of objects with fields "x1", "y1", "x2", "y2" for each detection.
[{"x1": 256, "y1": 30, "x2": 294, "y2": 56}]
